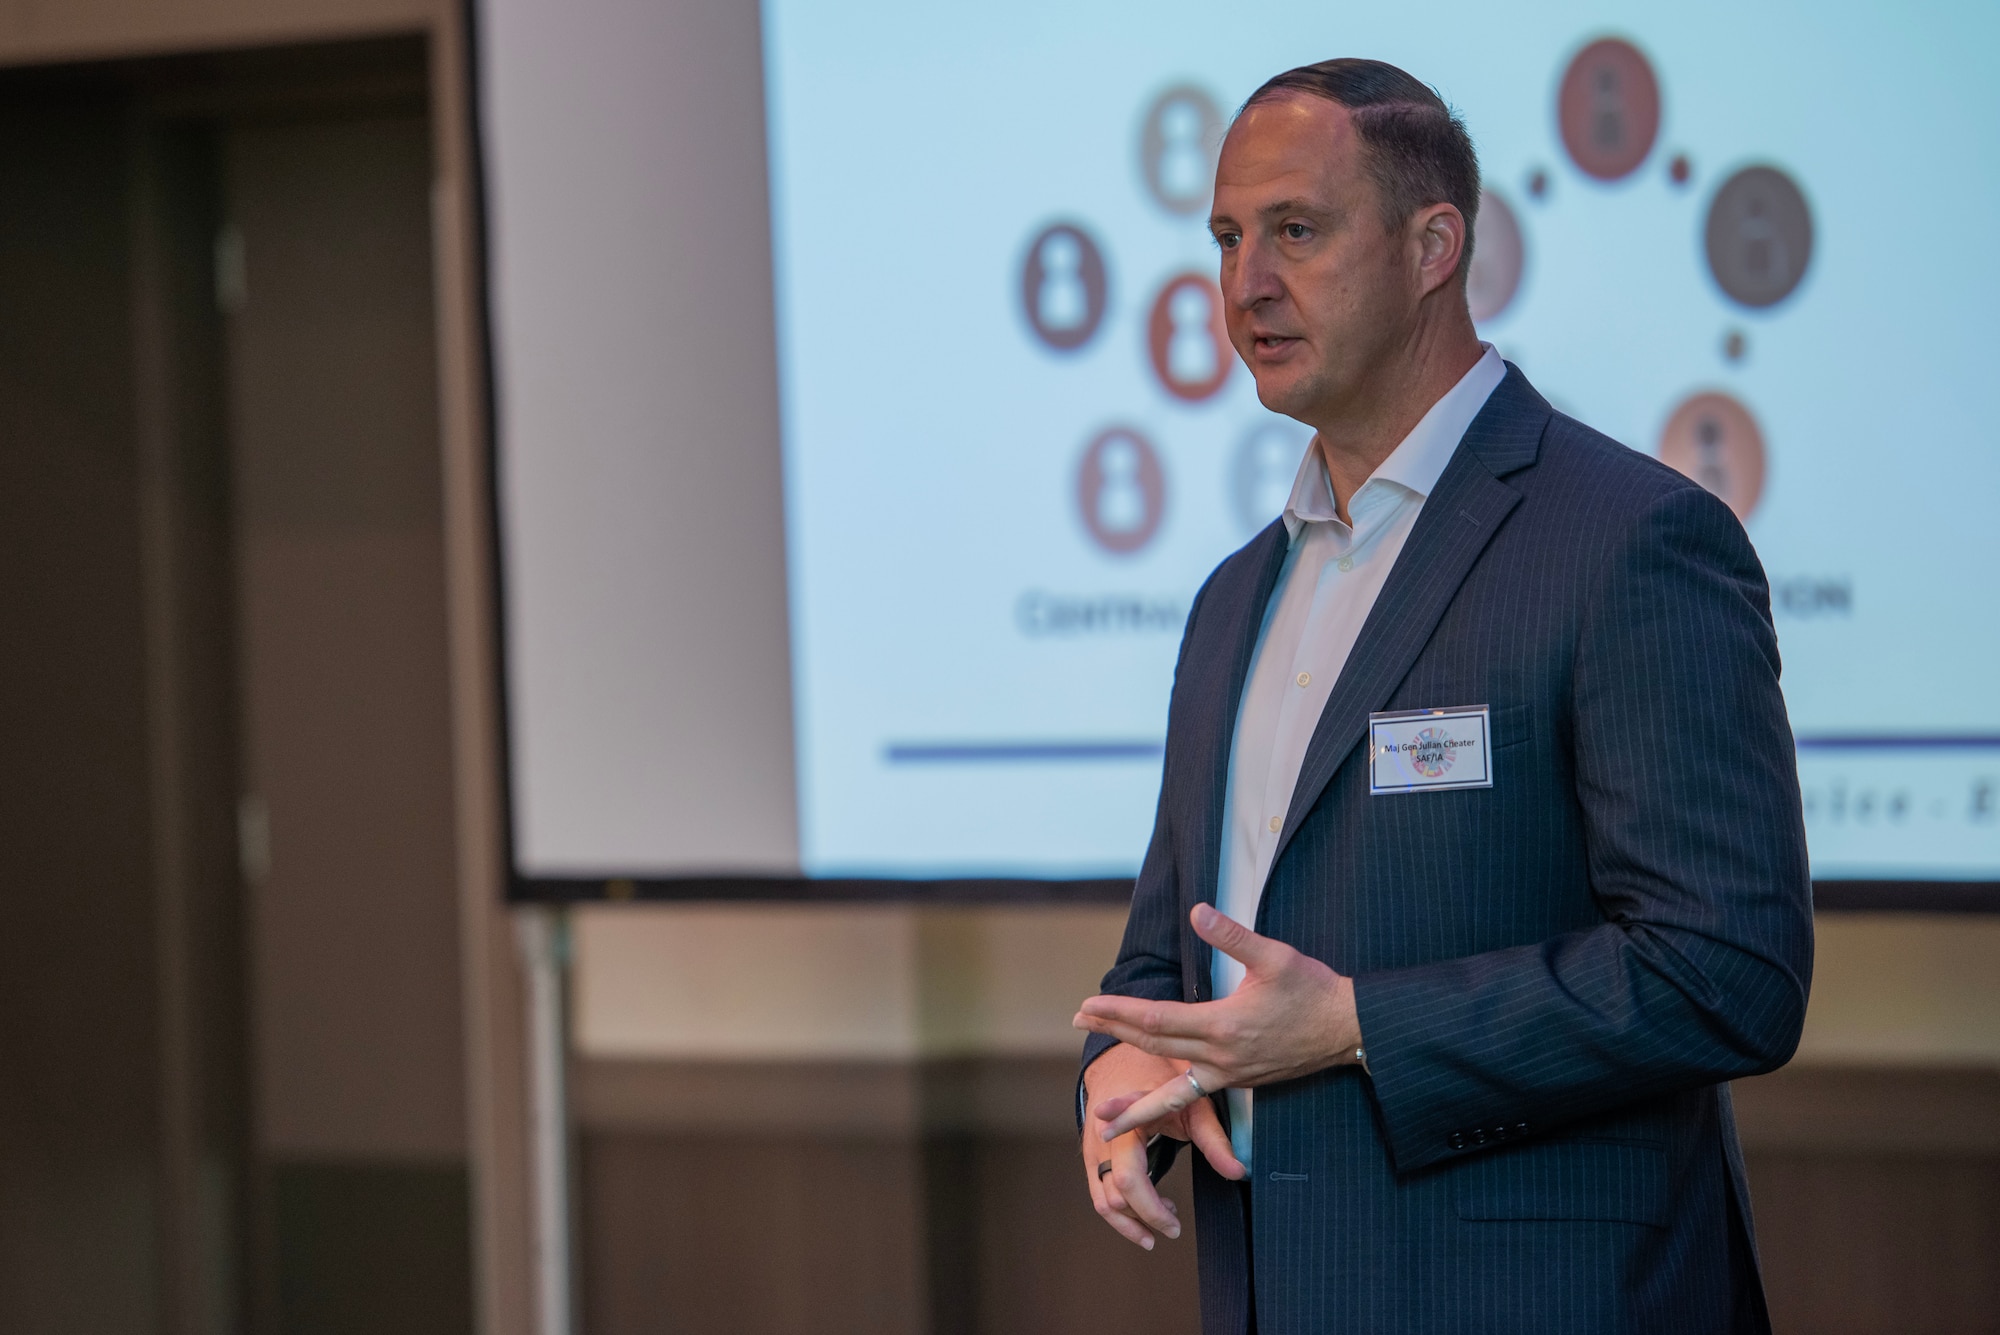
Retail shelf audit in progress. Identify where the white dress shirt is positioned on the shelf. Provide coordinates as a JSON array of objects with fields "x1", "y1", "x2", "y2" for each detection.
[{"x1": 1214, "y1": 345, "x2": 1505, "y2": 1169}]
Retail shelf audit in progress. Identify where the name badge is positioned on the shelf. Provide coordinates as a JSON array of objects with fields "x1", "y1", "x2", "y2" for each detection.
[{"x1": 1368, "y1": 705, "x2": 1493, "y2": 795}]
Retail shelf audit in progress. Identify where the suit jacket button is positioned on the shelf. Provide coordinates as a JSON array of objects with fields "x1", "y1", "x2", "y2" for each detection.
[
  {"x1": 1515, "y1": 1122, "x2": 1529, "y2": 1135},
  {"x1": 1448, "y1": 1132, "x2": 1466, "y2": 1150},
  {"x1": 1472, "y1": 1129, "x2": 1487, "y2": 1145}
]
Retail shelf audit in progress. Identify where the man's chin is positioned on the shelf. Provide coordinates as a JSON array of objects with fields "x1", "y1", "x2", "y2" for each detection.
[{"x1": 1251, "y1": 371, "x2": 1321, "y2": 424}]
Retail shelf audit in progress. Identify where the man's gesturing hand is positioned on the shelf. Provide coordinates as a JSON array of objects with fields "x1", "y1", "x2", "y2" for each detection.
[
  {"x1": 1074, "y1": 903, "x2": 1363, "y2": 1141},
  {"x1": 1079, "y1": 1043, "x2": 1241, "y2": 1250}
]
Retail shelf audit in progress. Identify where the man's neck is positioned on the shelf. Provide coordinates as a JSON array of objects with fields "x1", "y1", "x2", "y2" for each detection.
[{"x1": 1312, "y1": 319, "x2": 1484, "y2": 523}]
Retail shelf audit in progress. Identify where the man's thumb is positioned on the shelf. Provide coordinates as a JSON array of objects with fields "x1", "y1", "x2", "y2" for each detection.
[{"x1": 1191, "y1": 903, "x2": 1275, "y2": 968}]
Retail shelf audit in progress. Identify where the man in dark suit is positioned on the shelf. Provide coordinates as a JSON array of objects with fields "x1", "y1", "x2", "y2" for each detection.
[{"x1": 1072, "y1": 59, "x2": 1813, "y2": 1334}]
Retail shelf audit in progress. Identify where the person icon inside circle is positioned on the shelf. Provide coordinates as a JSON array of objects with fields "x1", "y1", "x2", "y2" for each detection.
[
  {"x1": 1158, "y1": 97, "x2": 1209, "y2": 201},
  {"x1": 1139, "y1": 85, "x2": 1223, "y2": 216},
  {"x1": 1020, "y1": 221, "x2": 1107, "y2": 351},
  {"x1": 1734, "y1": 194, "x2": 1786, "y2": 290},
  {"x1": 1147, "y1": 273, "x2": 1229, "y2": 401},
  {"x1": 1096, "y1": 434, "x2": 1147, "y2": 536},
  {"x1": 1037, "y1": 230, "x2": 1088, "y2": 334},
  {"x1": 1168, "y1": 284, "x2": 1218, "y2": 387},
  {"x1": 1592, "y1": 66, "x2": 1624, "y2": 154},
  {"x1": 1694, "y1": 414, "x2": 1729, "y2": 498},
  {"x1": 1076, "y1": 426, "x2": 1165, "y2": 554}
]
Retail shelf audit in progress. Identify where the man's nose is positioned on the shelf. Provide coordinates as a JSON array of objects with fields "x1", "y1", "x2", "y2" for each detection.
[{"x1": 1224, "y1": 239, "x2": 1284, "y2": 310}]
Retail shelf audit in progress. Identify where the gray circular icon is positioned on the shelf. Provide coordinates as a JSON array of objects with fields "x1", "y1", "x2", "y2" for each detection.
[
  {"x1": 1705, "y1": 166, "x2": 1813, "y2": 309},
  {"x1": 1468, "y1": 188, "x2": 1525, "y2": 323},
  {"x1": 1140, "y1": 85, "x2": 1224, "y2": 217},
  {"x1": 1020, "y1": 222, "x2": 1109, "y2": 351},
  {"x1": 1231, "y1": 419, "x2": 1312, "y2": 534}
]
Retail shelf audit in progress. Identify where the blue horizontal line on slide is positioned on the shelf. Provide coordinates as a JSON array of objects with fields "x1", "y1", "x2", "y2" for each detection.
[
  {"x1": 882, "y1": 735, "x2": 2000, "y2": 764},
  {"x1": 1794, "y1": 736, "x2": 2000, "y2": 750},
  {"x1": 884, "y1": 741, "x2": 1165, "y2": 764}
]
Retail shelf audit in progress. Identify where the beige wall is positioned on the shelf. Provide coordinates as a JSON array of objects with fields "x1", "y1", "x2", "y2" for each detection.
[{"x1": 575, "y1": 905, "x2": 2000, "y2": 1068}]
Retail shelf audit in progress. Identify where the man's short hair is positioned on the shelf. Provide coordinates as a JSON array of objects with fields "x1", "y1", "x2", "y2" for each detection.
[{"x1": 1244, "y1": 59, "x2": 1481, "y2": 272}]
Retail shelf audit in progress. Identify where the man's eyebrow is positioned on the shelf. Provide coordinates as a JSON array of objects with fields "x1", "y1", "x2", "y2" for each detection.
[{"x1": 1258, "y1": 197, "x2": 1333, "y2": 218}]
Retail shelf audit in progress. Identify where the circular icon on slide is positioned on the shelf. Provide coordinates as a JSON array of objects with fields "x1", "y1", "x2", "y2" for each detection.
[
  {"x1": 1658, "y1": 391, "x2": 1766, "y2": 521},
  {"x1": 1558, "y1": 38, "x2": 1660, "y2": 181},
  {"x1": 1140, "y1": 85, "x2": 1224, "y2": 217},
  {"x1": 1147, "y1": 273, "x2": 1232, "y2": 402},
  {"x1": 1704, "y1": 166, "x2": 1813, "y2": 309},
  {"x1": 1231, "y1": 418, "x2": 1311, "y2": 534},
  {"x1": 1467, "y1": 188, "x2": 1525, "y2": 322},
  {"x1": 1020, "y1": 221, "x2": 1109, "y2": 351},
  {"x1": 1076, "y1": 427, "x2": 1166, "y2": 555}
]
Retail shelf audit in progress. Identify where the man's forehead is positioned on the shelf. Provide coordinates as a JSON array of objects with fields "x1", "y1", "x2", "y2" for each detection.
[{"x1": 1215, "y1": 95, "x2": 1358, "y2": 203}]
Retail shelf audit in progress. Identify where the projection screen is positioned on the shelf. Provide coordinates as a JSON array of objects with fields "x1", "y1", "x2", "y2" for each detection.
[{"x1": 473, "y1": 0, "x2": 2000, "y2": 904}]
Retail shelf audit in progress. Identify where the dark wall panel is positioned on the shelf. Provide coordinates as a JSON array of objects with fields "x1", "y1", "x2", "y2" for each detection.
[{"x1": 0, "y1": 94, "x2": 163, "y2": 1335}]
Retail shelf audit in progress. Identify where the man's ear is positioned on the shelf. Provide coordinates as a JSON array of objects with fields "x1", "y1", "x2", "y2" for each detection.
[{"x1": 1413, "y1": 202, "x2": 1467, "y2": 297}]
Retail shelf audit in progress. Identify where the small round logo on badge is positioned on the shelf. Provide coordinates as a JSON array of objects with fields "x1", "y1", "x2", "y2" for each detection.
[{"x1": 1410, "y1": 727, "x2": 1456, "y2": 779}]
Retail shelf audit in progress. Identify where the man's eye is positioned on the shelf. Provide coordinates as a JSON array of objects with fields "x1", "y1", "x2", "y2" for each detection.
[
  {"x1": 1284, "y1": 223, "x2": 1311, "y2": 240},
  {"x1": 1216, "y1": 232, "x2": 1240, "y2": 249}
]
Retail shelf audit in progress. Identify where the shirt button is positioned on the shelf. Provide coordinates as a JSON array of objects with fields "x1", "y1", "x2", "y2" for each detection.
[
  {"x1": 1296, "y1": 672, "x2": 1311, "y2": 687},
  {"x1": 1338, "y1": 556, "x2": 1354, "y2": 572},
  {"x1": 1268, "y1": 816, "x2": 1282, "y2": 833}
]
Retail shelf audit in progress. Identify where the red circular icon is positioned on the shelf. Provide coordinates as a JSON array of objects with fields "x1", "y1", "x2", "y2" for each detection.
[
  {"x1": 1658, "y1": 391, "x2": 1766, "y2": 522},
  {"x1": 1558, "y1": 38, "x2": 1660, "y2": 181},
  {"x1": 1076, "y1": 427, "x2": 1166, "y2": 555},
  {"x1": 1146, "y1": 273, "x2": 1231, "y2": 402}
]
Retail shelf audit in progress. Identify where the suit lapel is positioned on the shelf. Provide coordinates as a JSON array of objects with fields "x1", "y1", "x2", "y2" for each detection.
[
  {"x1": 1186, "y1": 523, "x2": 1290, "y2": 926},
  {"x1": 1272, "y1": 368, "x2": 1549, "y2": 864}
]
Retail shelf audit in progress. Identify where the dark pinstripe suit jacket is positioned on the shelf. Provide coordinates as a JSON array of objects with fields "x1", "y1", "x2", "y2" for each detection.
[{"x1": 1081, "y1": 366, "x2": 1814, "y2": 1335}]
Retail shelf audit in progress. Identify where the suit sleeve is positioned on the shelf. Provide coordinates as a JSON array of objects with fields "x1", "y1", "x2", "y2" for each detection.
[{"x1": 1351, "y1": 483, "x2": 1814, "y2": 1173}]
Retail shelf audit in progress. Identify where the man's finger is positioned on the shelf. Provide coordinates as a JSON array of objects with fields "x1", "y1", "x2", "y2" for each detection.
[
  {"x1": 1075, "y1": 994, "x2": 1217, "y2": 1040},
  {"x1": 1185, "y1": 1093, "x2": 1247, "y2": 1181},
  {"x1": 1105, "y1": 1144, "x2": 1181, "y2": 1243},
  {"x1": 1101, "y1": 1067, "x2": 1218, "y2": 1141},
  {"x1": 1190, "y1": 902, "x2": 1285, "y2": 972},
  {"x1": 1084, "y1": 1128, "x2": 1154, "y2": 1249},
  {"x1": 1096, "y1": 1128, "x2": 1179, "y2": 1247},
  {"x1": 1090, "y1": 1091, "x2": 1141, "y2": 1124},
  {"x1": 1072, "y1": 1014, "x2": 1209, "y2": 1061}
]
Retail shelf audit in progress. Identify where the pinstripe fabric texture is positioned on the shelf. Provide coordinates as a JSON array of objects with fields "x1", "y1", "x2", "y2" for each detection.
[{"x1": 1080, "y1": 367, "x2": 1813, "y2": 1334}]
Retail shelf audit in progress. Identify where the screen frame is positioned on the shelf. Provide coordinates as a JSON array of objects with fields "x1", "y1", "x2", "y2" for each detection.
[{"x1": 461, "y1": 0, "x2": 1999, "y2": 914}]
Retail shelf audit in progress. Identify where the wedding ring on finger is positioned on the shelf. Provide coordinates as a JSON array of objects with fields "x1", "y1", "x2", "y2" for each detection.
[{"x1": 1184, "y1": 1069, "x2": 1207, "y2": 1100}]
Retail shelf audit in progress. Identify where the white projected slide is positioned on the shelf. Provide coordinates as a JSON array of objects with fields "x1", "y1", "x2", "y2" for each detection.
[
  {"x1": 479, "y1": 0, "x2": 2000, "y2": 890},
  {"x1": 764, "y1": 0, "x2": 2000, "y2": 881}
]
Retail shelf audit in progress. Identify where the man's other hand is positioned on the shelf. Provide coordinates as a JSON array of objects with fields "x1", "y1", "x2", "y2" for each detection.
[
  {"x1": 1079, "y1": 1043, "x2": 1243, "y2": 1250},
  {"x1": 1075, "y1": 904, "x2": 1363, "y2": 1141}
]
